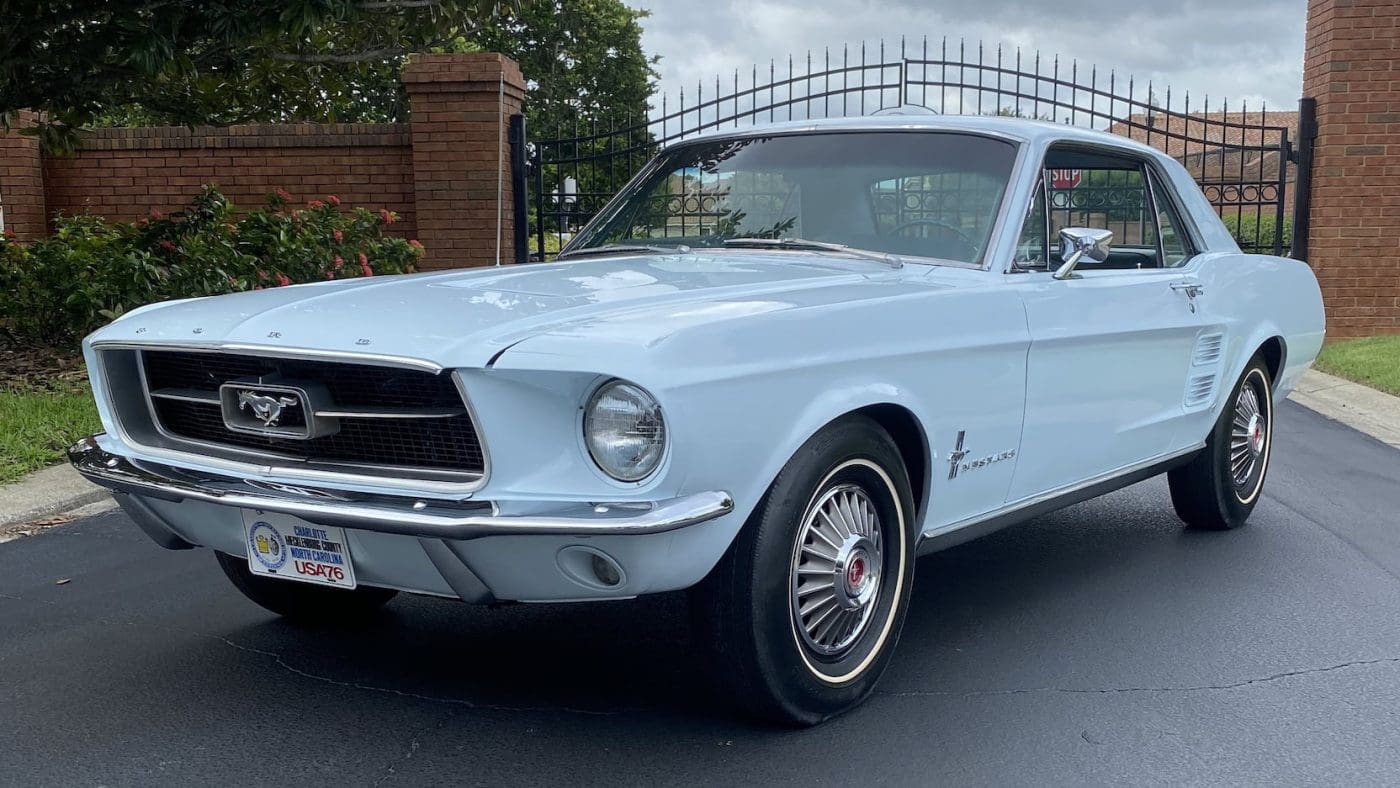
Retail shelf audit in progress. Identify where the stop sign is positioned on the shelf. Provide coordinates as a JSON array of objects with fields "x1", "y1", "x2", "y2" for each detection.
[{"x1": 1050, "y1": 168, "x2": 1082, "y2": 189}]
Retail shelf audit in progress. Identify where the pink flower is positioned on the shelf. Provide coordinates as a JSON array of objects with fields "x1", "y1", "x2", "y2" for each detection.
[
  {"x1": 379, "y1": 209, "x2": 395, "y2": 225},
  {"x1": 326, "y1": 195, "x2": 341, "y2": 207},
  {"x1": 333, "y1": 255, "x2": 345, "y2": 270},
  {"x1": 275, "y1": 188, "x2": 293, "y2": 202},
  {"x1": 256, "y1": 269, "x2": 268, "y2": 281},
  {"x1": 159, "y1": 239, "x2": 176, "y2": 252},
  {"x1": 275, "y1": 273, "x2": 291, "y2": 287},
  {"x1": 148, "y1": 208, "x2": 164, "y2": 220},
  {"x1": 326, "y1": 272, "x2": 335, "y2": 280},
  {"x1": 358, "y1": 252, "x2": 369, "y2": 266},
  {"x1": 332, "y1": 229, "x2": 344, "y2": 244},
  {"x1": 408, "y1": 239, "x2": 424, "y2": 252},
  {"x1": 307, "y1": 199, "x2": 324, "y2": 209},
  {"x1": 360, "y1": 261, "x2": 374, "y2": 277},
  {"x1": 4, "y1": 229, "x2": 17, "y2": 240}
]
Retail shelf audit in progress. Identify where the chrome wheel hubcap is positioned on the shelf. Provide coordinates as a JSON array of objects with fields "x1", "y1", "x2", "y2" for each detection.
[
  {"x1": 791, "y1": 483, "x2": 883, "y2": 657},
  {"x1": 1230, "y1": 381, "x2": 1267, "y2": 487}
]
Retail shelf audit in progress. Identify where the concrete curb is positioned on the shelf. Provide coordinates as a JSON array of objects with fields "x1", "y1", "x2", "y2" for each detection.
[
  {"x1": 1288, "y1": 369, "x2": 1400, "y2": 450},
  {"x1": 0, "y1": 462, "x2": 111, "y2": 527}
]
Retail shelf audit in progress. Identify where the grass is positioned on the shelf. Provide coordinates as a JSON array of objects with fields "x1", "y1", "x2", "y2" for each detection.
[
  {"x1": 1315, "y1": 335, "x2": 1400, "y2": 398},
  {"x1": 0, "y1": 385, "x2": 101, "y2": 483}
]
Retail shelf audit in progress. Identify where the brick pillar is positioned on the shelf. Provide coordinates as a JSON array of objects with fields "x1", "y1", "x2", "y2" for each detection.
[
  {"x1": 0, "y1": 110, "x2": 47, "y2": 240},
  {"x1": 402, "y1": 53, "x2": 525, "y2": 270},
  {"x1": 1303, "y1": 0, "x2": 1400, "y2": 338}
]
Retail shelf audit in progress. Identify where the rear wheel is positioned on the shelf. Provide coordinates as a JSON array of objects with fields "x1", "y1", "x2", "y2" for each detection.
[
  {"x1": 215, "y1": 551, "x2": 398, "y2": 622},
  {"x1": 1168, "y1": 356, "x2": 1274, "y2": 530},
  {"x1": 691, "y1": 415, "x2": 915, "y2": 726}
]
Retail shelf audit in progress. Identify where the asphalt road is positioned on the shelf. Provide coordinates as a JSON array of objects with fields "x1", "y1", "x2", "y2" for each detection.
[{"x1": 3, "y1": 401, "x2": 1400, "y2": 786}]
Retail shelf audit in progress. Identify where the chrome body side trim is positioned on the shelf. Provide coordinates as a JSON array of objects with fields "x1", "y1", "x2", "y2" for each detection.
[
  {"x1": 94, "y1": 343, "x2": 490, "y2": 496},
  {"x1": 917, "y1": 443, "x2": 1205, "y2": 555},
  {"x1": 70, "y1": 435, "x2": 733, "y2": 541}
]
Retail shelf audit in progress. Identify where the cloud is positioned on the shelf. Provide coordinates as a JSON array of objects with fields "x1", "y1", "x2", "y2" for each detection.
[{"x1": 635, "y1": 0, "x2": 1306, "y2": 117}]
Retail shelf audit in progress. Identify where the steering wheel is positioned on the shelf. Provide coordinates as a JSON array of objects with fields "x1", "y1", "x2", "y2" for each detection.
[{"x1": 890, "y1": 217, "x2": 977, "y2": 247}]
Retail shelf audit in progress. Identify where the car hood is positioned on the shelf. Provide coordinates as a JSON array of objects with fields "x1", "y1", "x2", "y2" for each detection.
[{"x1": 90, "y1": 252, "x2": 950, "y2": 368}]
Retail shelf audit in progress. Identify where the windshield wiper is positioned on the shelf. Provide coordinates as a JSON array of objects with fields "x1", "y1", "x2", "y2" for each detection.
[
  {"x1": 721, "y1": 237, "x2": 903, "y2": 269},
  {"x1": 556, "y1": 243, "x2": 690, "y2": 260}
]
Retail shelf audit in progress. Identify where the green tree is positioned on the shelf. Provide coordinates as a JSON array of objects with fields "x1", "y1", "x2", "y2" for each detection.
[
  {"x1": 2, "y1": 1, "x2": 655, "y2": 140},
  {"x1": 473, "y1": 0, "x2": 657, "y2": 138},
  {"x1": 0, "y1": 0, "x2": 513, "y2": 149}
]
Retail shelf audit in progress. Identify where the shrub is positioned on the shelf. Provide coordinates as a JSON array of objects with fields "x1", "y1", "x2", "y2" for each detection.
[
  {"x1": 0, "y1": 187, "x2": 423, "y2": 345},
  {"x1": 1219, "y1": 212, "x2": 1293, "y2": 255}
]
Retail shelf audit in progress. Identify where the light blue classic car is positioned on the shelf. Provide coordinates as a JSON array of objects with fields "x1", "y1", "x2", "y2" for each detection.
[{"x1": 71, "y1": 116, "x2": 1325, "y2": 725}]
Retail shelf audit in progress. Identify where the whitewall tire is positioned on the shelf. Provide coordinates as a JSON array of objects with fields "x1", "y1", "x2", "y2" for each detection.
[{"x1": 690, "y1": 415, "x2": 915, "y2": 726}]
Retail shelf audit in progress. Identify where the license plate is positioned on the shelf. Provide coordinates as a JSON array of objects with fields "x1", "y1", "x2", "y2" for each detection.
[{"x1": 241, "y1": 511, "x2": 357, "y2": 589}]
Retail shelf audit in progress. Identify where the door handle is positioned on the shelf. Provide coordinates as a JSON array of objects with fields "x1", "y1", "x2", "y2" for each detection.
[{"x1": 1170, "y1": 281, "x2": 1204, "y2": 312}]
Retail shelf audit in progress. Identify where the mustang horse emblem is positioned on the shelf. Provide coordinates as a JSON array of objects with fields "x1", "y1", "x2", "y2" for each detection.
[{"x1": 237, "y1": 390, "x2": 300, "y2": 427}]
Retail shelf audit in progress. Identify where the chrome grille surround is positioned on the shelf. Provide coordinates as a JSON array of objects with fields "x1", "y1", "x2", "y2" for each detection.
[{"x1": 92, "y1": 343, "x2": 489, "y2": 495}]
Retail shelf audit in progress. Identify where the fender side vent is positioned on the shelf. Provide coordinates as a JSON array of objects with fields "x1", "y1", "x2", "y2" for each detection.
[
  {"x1": 1192, "y1": 333, "x2": 1224, "y2": 366},
  {"x1": 1185, "y1": 374, "x2": 1215, "y2": 408}
]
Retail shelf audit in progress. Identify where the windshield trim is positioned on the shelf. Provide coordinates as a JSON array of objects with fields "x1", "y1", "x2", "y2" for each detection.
[{"x1": 561, "y1": 128, "x2": 1025, "y2": 272}]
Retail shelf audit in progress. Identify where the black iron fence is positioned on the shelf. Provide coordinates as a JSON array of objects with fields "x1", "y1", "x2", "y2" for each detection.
[{"x1": 519, "y1": 37, "x2": 1312, "y2": 261}]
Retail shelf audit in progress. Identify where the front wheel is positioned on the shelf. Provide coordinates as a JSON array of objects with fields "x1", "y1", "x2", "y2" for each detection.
[
  {"x1": 1168, "y1": 356, "x2": 1274, "y2": 530},
  {"x1": 691, "y1": 415, "x2": 915, "y2": 726}
]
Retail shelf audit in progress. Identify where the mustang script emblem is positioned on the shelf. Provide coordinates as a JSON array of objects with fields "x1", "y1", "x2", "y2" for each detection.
[
  {"x1": 238, "y1": 390, "x2": 300, "y2": 427},
  {"x1": 947, "y1": 430, "x2": 971, "y2": 479},
  {"x1": 947, "y1": 429, "x2": 1016, "y2": 480}
]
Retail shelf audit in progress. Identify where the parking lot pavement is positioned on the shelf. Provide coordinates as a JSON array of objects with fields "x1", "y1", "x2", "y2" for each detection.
[{"x1": 3, "y1": 401, "x2": 1400, "y2": 786}]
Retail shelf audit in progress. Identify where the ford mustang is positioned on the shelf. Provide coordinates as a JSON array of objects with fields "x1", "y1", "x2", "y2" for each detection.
[{"x1": 70, "y1": 115, "x2": 1325, "y2": 725}]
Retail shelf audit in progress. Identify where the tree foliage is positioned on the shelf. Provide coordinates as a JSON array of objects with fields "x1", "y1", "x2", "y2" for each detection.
[
  {"x1": 0, "y1": 0, "x2": 657, "y2": 151},
  {"x1": 473, "y1": 0, "x2": 657, "y2": 137},
  {"x1": 0, "y1": 0, "x2": 513, "y2": 148}
]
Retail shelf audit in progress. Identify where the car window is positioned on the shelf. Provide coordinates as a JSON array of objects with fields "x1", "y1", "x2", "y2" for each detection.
[
  {"x1": 1150, "y1": 169, "x2": 1194, "y2": 267},
  {"x1": 630, "y1": 167, "x2": 803, "y2": 240},
  {"x1": 1047, "y1": 166, "x2": 1157, "y2": 268},
  {"x1": 1013, "y1": 178, "x2": 1049, "y2": 269},
  {"x1": 572, "y1": 132, "x2": 1019, "y2": 266},
  {"x1": 869, "y1": 171, "x2": 1008, "y2": 254}
]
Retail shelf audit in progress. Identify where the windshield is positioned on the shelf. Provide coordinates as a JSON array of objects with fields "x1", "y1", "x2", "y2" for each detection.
[{"x1": 567, "y1": 131, "x2": 1018, "y2": 266}]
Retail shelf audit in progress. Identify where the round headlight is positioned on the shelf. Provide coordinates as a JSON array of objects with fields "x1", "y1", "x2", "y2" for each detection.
[{"x1": 584, "y1": 380, "x2": 667, "y2": 482}]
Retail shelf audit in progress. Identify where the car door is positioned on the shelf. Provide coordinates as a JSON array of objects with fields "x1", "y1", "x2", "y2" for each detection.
[{"x1": 1005, "y1": 148, "x2": 1206, "y2": 502}]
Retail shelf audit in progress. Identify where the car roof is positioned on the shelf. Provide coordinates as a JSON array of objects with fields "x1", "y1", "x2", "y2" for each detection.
[{"x1": 676, "y1": 113, "x2": 1165, "y2": 159}]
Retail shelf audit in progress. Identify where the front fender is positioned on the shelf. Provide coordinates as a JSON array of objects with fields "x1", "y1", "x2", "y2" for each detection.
[{"x1": 1205, "y1": 254, "x2": 1325, "y2": 422}]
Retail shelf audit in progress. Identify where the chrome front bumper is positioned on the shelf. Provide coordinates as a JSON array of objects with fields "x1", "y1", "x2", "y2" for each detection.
[{"x1": 69, "y1": 435, "x2": 734, "y2": 541}]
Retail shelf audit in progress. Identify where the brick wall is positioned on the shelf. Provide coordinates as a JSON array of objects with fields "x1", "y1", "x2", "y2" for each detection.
[
  {"x1": 43, "y1": 124, "x2": 417, "y2": 239},
  {"x1": 0, "y1": 53, "x2": 524, "y2": 269},
  {"x1": 0, "y1": 111, "x2": 46, "y2": 240},
  {"x1": 1303, "y1": 0, "x2": 1400, "y2": 338},
  {"x1": 403, "y1": 53, "x2": 525, "y2": 269}
]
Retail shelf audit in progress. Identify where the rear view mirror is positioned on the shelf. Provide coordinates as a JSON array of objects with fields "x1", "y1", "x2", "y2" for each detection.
[{"x1": 1053, "y1": 227, "x2": 1113, "y2": 280}]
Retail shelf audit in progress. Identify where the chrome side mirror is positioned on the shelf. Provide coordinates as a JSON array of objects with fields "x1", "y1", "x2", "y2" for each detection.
[{"x1": 1052, "y1": 227, "x2": 1114, "y2": 280}]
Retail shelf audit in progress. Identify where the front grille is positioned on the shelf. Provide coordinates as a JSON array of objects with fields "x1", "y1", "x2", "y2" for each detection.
[
  {"x1": 143, "y1": 351, "x2": 462, "y2": 409},
  {"x1": 139, "y1": 350, "x2": 484, "y2": 478}
]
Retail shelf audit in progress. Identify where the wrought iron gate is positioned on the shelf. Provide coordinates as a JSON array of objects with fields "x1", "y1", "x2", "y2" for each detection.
[{"x1": 519, "y1": 38, "x2": 1312, "y2": 261}]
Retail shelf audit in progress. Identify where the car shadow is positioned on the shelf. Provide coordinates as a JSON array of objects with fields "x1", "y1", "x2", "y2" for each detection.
[{"x1": 202, "y1": 478, "x2": 1235, "y2": 725}]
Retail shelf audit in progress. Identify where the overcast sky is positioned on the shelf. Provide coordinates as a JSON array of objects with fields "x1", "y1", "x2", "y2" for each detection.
[{"x1": 635, "y1": 0, "x2": 1307, "y2": 119}]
